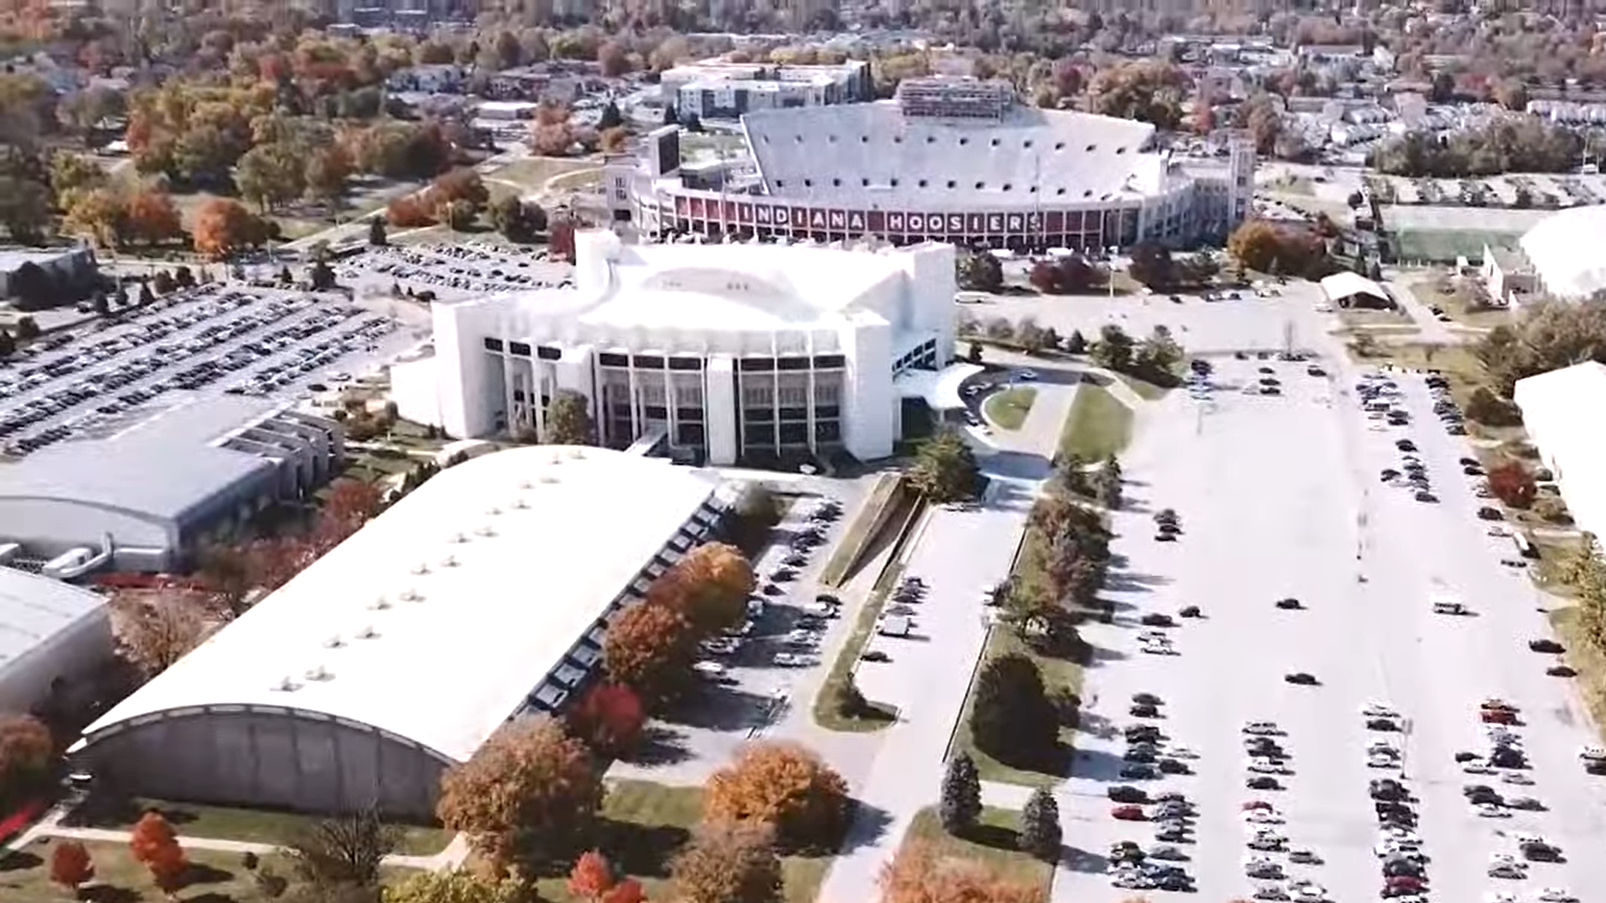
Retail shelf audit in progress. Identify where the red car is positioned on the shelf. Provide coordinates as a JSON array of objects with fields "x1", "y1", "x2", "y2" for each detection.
[
  {"x1": 1111, "y1": 805, "x2": 1146, "y2": 821},
  {"x1": 1241, "y1": 800, "x2": 1273, "y2": 811},
  {"x1": 1481, "y1": 708, "x2": 1517, "y2": 724},
  {"x1": 1386, "y1": 876, "x2": 1424, "y2": 892}
]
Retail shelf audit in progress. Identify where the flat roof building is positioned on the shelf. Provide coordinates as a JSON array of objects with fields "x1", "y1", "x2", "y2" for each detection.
[
  {"x1": 391, "y1": 229, "x2": 958, "y2": 465},
  {"x1": 0, "y1": 566, "x2": 111, "y2": 718},
  {"x1": 72, "y1": 445, "x2": 726, "y2": 816},
  {"x1": 1514, "y1": 362, "x2": 1606, "y2": 543},
  {"x1": 0, "y1": 396, "x2": 344, "y2": 575}
]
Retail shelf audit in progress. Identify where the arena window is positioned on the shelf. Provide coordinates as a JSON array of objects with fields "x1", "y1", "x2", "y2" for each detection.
[
  {"x1": 1086, "y1": 144, "x2": 1096, "y2": 152},
  {"x1": 975, "y1": 181, "x2": 984, "y2": 189},
  {"x1": 958, "y1": 137, "x2": 969, "y2": 145},
  {"x1": 947, "y1": 180, "x2": 956, "y2": 189},
  {"x1": 990, "y1": 138, "x2": 999, "y2": 146},
  {"x1": 804, "y1": 179, "x2": 813, "y2": 187},
  {"x1": 1116, "y1": 146, "x2": 1126, "y2": 154},
  {"x1": 832, "y1": 178, "x2": 841, "y2": 187},
  {"x1": 1024, "y1": 139, "x2": 1033, "y2": 149},
  {"x1": 1054, "y1": 141, "x2": 1065, "y2": 150},
  {"x1": 1055, "y1": 188, "x2": 1066, "y2": 195},
  {"x1": 890, "y1": 178, "x2": 899, "y2": 187},
  {"x1": 1002, "y1": 183, "x2": 1012, "y2": 191},
  {"x1": 918, "y1": 179, "x2": 928, "y2": 187}
]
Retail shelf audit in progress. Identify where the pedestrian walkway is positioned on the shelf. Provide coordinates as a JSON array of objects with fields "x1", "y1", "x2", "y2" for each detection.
[{"x1": 6, "y1": 803, "x2": 469, "y2": 872}]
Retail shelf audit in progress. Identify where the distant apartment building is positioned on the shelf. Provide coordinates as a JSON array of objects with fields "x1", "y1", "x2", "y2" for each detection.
[
  {"x1": 299, "y1": 0, "x2": 471, "y2": 26},
  {"x1": 661, "y1": 59, "x2": 872, "y2": 121}
]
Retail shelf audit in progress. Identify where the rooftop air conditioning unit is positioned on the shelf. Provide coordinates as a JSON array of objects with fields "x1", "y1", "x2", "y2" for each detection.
[
  {"x1": 440, "y1": 555, "x2": 459, "y2": 568},
  {"x1": 486, "y1": 506, "x2": 502, "y2": 516},
  {"x1": 273, "y1": 677, "x2": 301, "y2": 692},
  {"x1": 369, "y1": 597, "x2": 390, "y2": 611},
  {"x1": 448, "y1": 532, "x2": 467, "y2": 544},
  {"x1": 569, "y1": 448, "x2": 585, "y2": 459},
  {"x1": 475, "y1": 525, "x2": 496, "y2": 537},
  {"x1": 304, "y1": 666, "x2": 333, "y2": 681},
  {"x1": 356, "y1": 625, "x2": 380, "y2": 640},
  {"x1": 512, "y1": 498, "x2": 529, "y2": 509},
  {"x1": 519, "y1": 479, "x2": 532, "y2": 489},
  {"x1": 398, "y1": 587, "x2": 422, "y2": 602},
  {"x1": 411, "y1": 562, "x2": 431, "y2": 575},
  {"x1": 538, "y1": 474, "x2": 558, "y2": 484},
  {"x1": 324, "y1": 635, "x2": 346, "y2": 649}
]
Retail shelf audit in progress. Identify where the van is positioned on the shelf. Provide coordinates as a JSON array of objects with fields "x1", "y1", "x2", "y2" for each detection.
[{"x1": 878, "y1": 615, "x2": 913, "y2": 638}]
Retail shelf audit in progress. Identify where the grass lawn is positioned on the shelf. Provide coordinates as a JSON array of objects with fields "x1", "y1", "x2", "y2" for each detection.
[
  {"x1": 1338, "y1": 306, "x2": 1413, "y2": 328},
  {"x1": 903, "y1": 807, "x2": 1053, "y2": 895},
  {"x1": 950, "y1": 620, "x2": 1082, "y2": 787},
  {"x1": 818, "y1": 473, "x2": 903, "y2": 588},
  {"x1": 1549, "y1": 605, "x2": 1606, "y2": 743},
  {"x1": 0, "y1": 839, "x2": 293, "y2": 902},
  {"x1": 482, "y1": 156, "x2": 601, "y2": 203},
  {"x1": 533, "y1": 781, "x2": 831, "y2": 903},
  {"x1": 1410, "y1": 277, "x2": 1512, "y2": 329},
  {"x1": 1114, "y1": 371, "x2": 1174, "y2": 402},
  {"x1": 1058, "y1": 384, "x2": 1133, "y2": 461},
  {"x1": 85, "y1": 798, "x2": 452, "y2": 857},
  {"x1": 983, "y1": 387, "x2": 1037, "y2": 430}
]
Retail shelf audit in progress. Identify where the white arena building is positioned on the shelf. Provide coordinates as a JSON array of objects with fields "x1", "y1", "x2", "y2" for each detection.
[
  {"x1": 391, "y1": 229, "x2": 960, "y2": 465},
  {"x1": 604, "y1": 77, "x2": 1255, "y2": 251},
  {"x1": 1515, "y1": 204, "x2": 1606, "y2": 299},
  {"x1": 71, "y1": 445, "x2": 726, "y2": 816}
]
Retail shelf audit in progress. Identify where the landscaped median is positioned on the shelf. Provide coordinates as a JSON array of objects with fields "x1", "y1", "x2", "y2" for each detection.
[
  {"x1": 982, "y1": 386, "x2": 1037, "y2": 430},
  {"x1": 1058, "y1": 383, "x2": 1134, "y2": 461},
  {"x1": 818, "y1": 472, "x2": 905, "y2": 588},
  {"x1": 896, "y1": 807, "x2": 1055, "y2": 896}
]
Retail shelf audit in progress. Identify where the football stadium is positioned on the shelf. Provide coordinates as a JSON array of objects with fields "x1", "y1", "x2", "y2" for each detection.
[{"x1": 605, "y1": 77, "x2": 1255, "y2": 251}]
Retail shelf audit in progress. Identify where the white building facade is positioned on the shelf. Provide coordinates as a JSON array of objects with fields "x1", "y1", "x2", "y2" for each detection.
[
  {"x1": 608, "y1": 78, "x2": 1255, "y2": 252},
  {"x1": 395, "y1": 230, "x2": 956, "y2": 466}
]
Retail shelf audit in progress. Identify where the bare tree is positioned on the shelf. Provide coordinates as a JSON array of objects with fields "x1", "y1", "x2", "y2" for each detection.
[
  {"x1": 286, "y1": 807, "x2": 400, "y2": 889},
  {"x1": 109, "y1": 590, "x2": 216, "y2": 679}
]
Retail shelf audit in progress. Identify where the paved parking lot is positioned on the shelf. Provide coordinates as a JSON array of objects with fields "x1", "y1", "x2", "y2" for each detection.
[
  {"x1": 339, "y1": 242, "x2": 575, "y2": 301},
  {"x1": 0, "y1": 286, "x2": 417, "y2": 457},
  {"x1": 1053, "y1": 341, "x2": 1606, "y2": 903},
  {"x1": 608, "y1": 480, "x2": 872, "y2": 786}
]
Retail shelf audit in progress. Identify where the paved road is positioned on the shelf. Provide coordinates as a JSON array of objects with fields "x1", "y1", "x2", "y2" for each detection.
[
  {"x1": 819, "y1": 464, "x2": 1045, "y2": 903},
  {"x1": 1389, "y1": 277, "x2": 1459, "y2": 344}
]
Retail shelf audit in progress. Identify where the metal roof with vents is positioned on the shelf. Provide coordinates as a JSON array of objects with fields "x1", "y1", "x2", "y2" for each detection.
[{"x1": 78, "y1": 446, "x2": 720, "y2": 762}]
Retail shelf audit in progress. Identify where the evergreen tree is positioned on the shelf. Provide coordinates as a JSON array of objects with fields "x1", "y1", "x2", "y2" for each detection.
[
  {"x1": 938, "y1": 752, "x2": 982, "y2": 835},
  {"x1": 1064, "y1": 329, "x2": 1087, "y2": 354},
  {"x1": 368, "y1": 216, "x2": 387, "y2": 246},
  {"x1": 1020, "y1": 788, "x2": 1062, "y2": 861}
]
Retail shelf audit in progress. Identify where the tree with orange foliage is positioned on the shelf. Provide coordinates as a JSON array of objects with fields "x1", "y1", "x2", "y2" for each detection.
[
  {"x1": 125, "y1": 188, "x2": 183, "y2": 247},
  {"x1": 387, "y1": 194, "x2": 436, "y2": 227},
  {"x1": 602, "y1": 599, "x2": 698, "y2": 708},
  {"x1": 567, "y1": 682, "x2": 647, "y2": 759},
  {"x1": 568, "y1": 849, "x2": 615, "y2": 902},
  {"x1": 672, "y1": 542, "x2": 755, "y2": 636},
  {"x1": 704, "y1": 741, "x2": 850, "y2": 853},
  {"x1": 437, "y1": 717, "x2": 602, "y2": 878},
  {"x1": 50, "y1": 840, "x2": 93, "y2": 896},
  {"x1": 603, "y1": 878, "x2": 645, "y2": 903},
  {"x1": 129, "y1": 811, "x2": 187, "y2": 894},
  {"x1": 671, "y1": 819, "x2": 781, "y2": 903},
  {"x1": 191, "y1": 198, "x2": 269, "y2": 260},
  {"x1": 880, "y1": 842, "x2": 1043, "y2": 903},
  {"x1": 599, "y1": 126, "x2": 630, "y2": 154}
]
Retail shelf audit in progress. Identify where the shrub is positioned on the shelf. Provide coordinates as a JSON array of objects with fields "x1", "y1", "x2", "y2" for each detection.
[{"x1": 970, "y1": 654, "x2": 1057, "y2": 765}]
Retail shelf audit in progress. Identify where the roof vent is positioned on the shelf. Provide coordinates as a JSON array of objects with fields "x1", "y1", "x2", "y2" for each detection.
[
  {"x1": 369, "y1": 596, "x2": 390, "y2": 611},
  {"x1": 569, "y1": 448, "x2": 585, "y2": 459},
  {"x1": 273, "y1": 677, "x2": 302, "y2": 692},
  {"x1": 538, "y1": 474, "x2": 558, "y2": 484},
  {"x1": 448, "y1": 532, "x2": 467, "y2": 544},
  {"x1": 475, "y1": 525, "x2": 497, "y2": 537},
  {"x1": 486, "y1": 505, "x2": 502, "y2": 516},
  {"x1": 411, "y1": 562, "x2": 431, "y2": 575},
  {"x1": 304, "y1": 665, "x2": 333, "y2": 682},
  {"x1": 512, "y1": 497, "x2": 529, "y2": 509},
  {"x1": 440, "y1": 554, "x2": 459, "y2": 568},
  {"x1": 355, "y1": 625, "x2": 380, "y2": 640},
  {"x1": 519, "y1": 479, "x2": 533, "y2": 489},
  {"x1": 398, "y1": 588, "x2": 422, "y2": 602},
  {"x1": 324, "y1": 635, "x2": 346, "y2": 649}
]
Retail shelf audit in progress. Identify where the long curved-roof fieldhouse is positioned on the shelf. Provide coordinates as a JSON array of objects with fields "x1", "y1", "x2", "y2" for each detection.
[{"x1": 77, "y1": 446, "x2": 719, "y2": 762}]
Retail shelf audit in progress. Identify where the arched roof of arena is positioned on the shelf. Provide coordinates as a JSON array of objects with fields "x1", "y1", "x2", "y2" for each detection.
[
  {"x1": 740, "y1": 102, "x2": 1164, "y2": 210},
  {"x1": 1520, "y1": 204, "x2": 1606, "y2": 298}
]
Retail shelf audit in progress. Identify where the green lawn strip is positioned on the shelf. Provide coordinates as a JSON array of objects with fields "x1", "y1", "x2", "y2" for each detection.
[
  {"x1": 1113, "y1": 371, "x2": 1172, "y2": 402},
  {"x1": 533, "y1": 781, "x2": 830, "y2": 903},
  {"x1": 1, "y1": 839, "x2": 295, "y2": 902},
  {"x1": 950, "y1": 618, "x2": 1083, "y2": 788},
  {"x1": 1058, "y1": 384, "x2": 1134, "y2": 461},
  {"x1": 86, "y1": 798, "x2": 451, "y2": 857},
  {"x1": 983, "y1": 387, "x2": 1037, "y2": 430},
  {"x1": 818, "y1": 473, "x2": 903, "y2": 588},
  {"x1": 902, "y1": 807, "x2": 1053, "y2": 894}
]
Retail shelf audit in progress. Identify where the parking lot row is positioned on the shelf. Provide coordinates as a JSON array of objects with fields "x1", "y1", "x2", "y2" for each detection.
[{"x1": 338, "y1": 242, "x2": 574, "y2": 297}]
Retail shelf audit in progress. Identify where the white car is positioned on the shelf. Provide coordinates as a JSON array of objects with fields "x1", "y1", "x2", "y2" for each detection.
[
  {"x1": 1362, "y1": 702, "x2": 1400, "y2": 718},
  {"x1": 1253, "y1": 886, "x2": 1290, "y2": 902},
  {"x1": 1534, "y1": 890, "x2": 1577, "y2": 903},
  {"x1": 1501, "y1": 771, "x2": 1535, "y2": 785},
  {"x1": 1475, "y1": 804, "x2": 1511, "y2": 818},
  {"x1": 1487, "y1": 524, "x2": 1511, "y2": 537},
  {"x1": 1464, "y1": 762, "x2": 1496, "y2": 775},
  {"x1": 1367, "y1": 754, "x2": 1399, "y2": 769},
  {"x1": 1166, "y1": 745, "x2": 1199, "y2": 759},
  {"x1": 1290, "y1": 881, "x2": 1328, "y2": 902},
  {"x1": 1242, "y1": 808, "x2": 1285, "y2": 823},
  {"x1": 692, "y1": 660, "x2": 728, "y2": 678},
  {"x1": 773, "y1": 652, "x2": 809, "y2": 667},
  {"x1": 1577, "y1": 745, "x2": 1606, "y2": 761},
  {"x1": 1141, "y1": 643, "x2": 1178, "y2": 656},
  {"x1": 1138, "y1": 630, "x2": 1171, "y2": 643}
]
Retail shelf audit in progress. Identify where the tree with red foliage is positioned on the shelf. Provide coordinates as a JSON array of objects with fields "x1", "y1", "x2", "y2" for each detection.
[
  {"x1": 568, "y1": 849, "x2": 615, "y2": 902},
  {"x1": 321, "y1": 478, "x2": 383, "y2": 536},
  {"x1": 129, "y1": 811, "x2": 187, "y2": 894},
  {"x1": 50, "y1": 839, "x2": 93, "y2": 896},
  {"x1": 125, "y1": 188, "x2": 183, "y2": 247},
  {"x1": 549, "y1": 219, "x2": 578, "y2": 262},
  {"x1": 568, "y1": 683, "x2": 647, "y2": 759},
  {"x1": 387, "y1": 195, "x2": 437, "y2": 227},
  {"x1": 604, "y1": 879, "x2": 645, "y2": 903},
  {"x1": 191, "y1": 198, "x2": 269, "y2": 260},
  {"x1": 1487, "y1": 461, "x2": 1537, "y2": 509}
]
